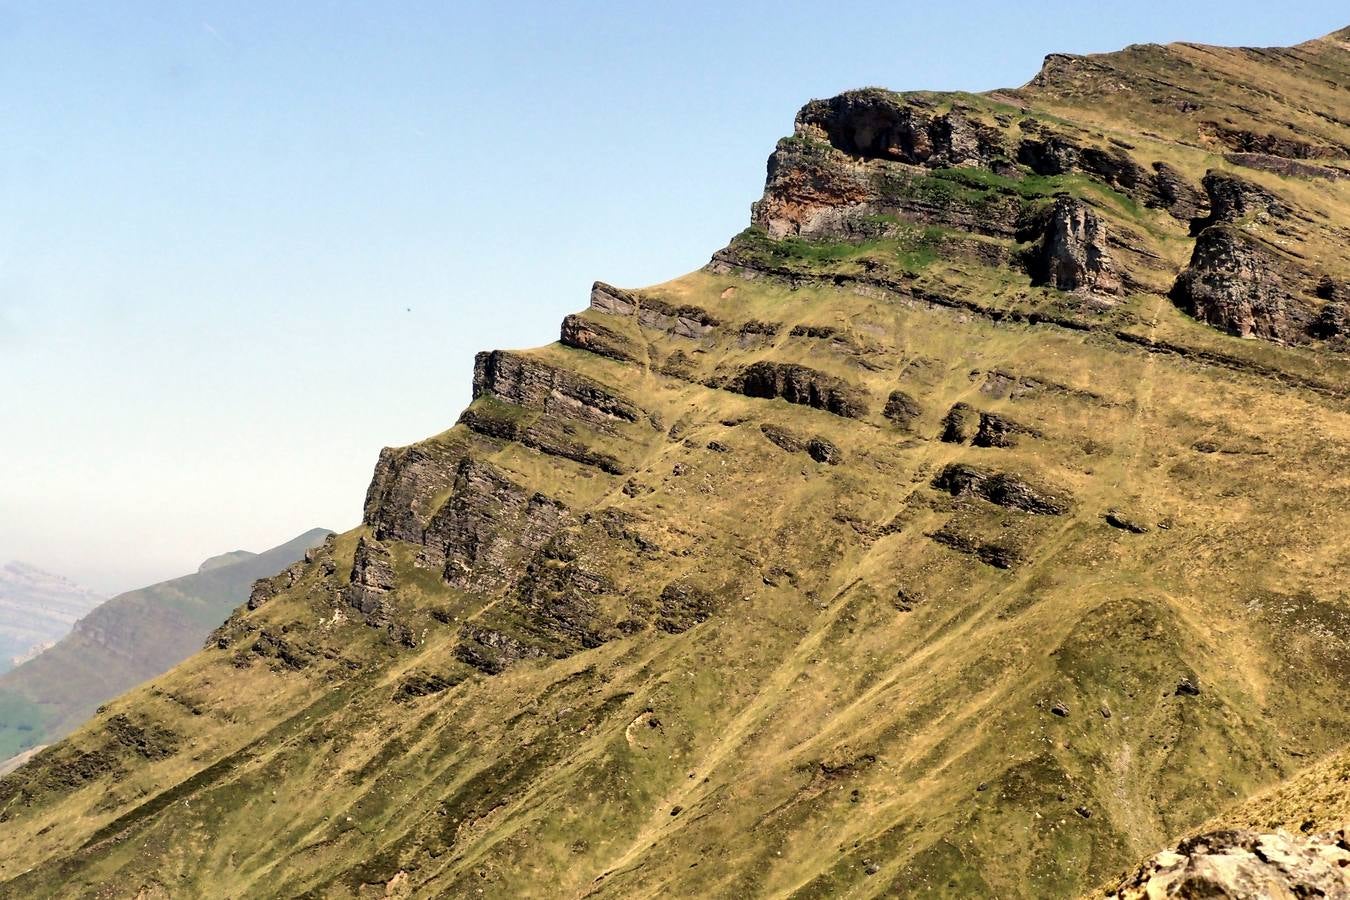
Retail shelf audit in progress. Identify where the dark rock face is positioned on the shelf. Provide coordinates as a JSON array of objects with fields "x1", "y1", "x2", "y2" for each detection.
[
  {"x1": 1024, "y1": 197, "x2": 1119, "y2": 293},
  {"x1": 738, "y1": 319, "x2": 782, "y2": 348},
  {"x1": 453, "y1": 625, "x2": 546, "y2": 675},
  {"x1": 972, "y1": 412, "x2": 1040, "y2": 448},
  {"x1": 1311, "y1": 302, "x2": 1350, "y2": 340},
  {"x1": 760, "y1": 423, "x2": 805, "y2": 453},
  {"x1": 1190, "y1": 171, "x2": 1289, "y2": 234},
  {"x1": 806, "y1": 437, "x2": 842, "y2": 465},
  {"x1": 724, "y1": 362, "x2": 869, "y2": 419},
  {"x1": 929, "y1": 525, "x2": 1025, "y2": 569},
  {"x1": 932, "y1": 463, "x2": 1072, "y2": 515},
  {"x1": 1105, "y1": 828, "x2": 1350, "y2": 899},
  {"x1": 749, "y1": 92, "x2": 1025, "y2": 240},
  {"x1": 1149, "y1": 161, "x2": 1208, "y2": 221},
  {"x1": 510, "y1": 535, "x2": 615, "y2": 651},
  {"x1": 394, "y1": 671, "x2": 459, "y2": 702},
  {"x1": 1105, "y1": 510, "x2": 1150, "y2": 533},
  {"x1": 363, "y1": 445, "x2": 463, "y2": 545},
  {"x1": 345, "y1": 536, "x2": 397, "y2": 620},
  {"x1": 1170, "y1": 226, "x2": 1309, "y2": 341},
  {"x1": 1016, "y1": 133, "x2": 1081, "y2": 176},
  {"x1": 458, "y1": 405, "x2": 627, "y2": 475},
  {"x1": 1224, "y1": 152, "x2": 1348, "y2": 181},
  {"x1": 473, "y1": 350, "x2": 643, "y2": 427},
  {"x1": 1018, "y1": 127, "x2": 1208, "y2": 222},
  {"x1": 560, "y1": 314, "x2": 637, "y2": 362},
  {"x1": 421, "y1": 458, "x2": 568, "y2": 595},
  {"x1": 1200, "y1": 121, "x2": 1347, "y2": 159},
  {"x1": 940, "y1": 403, "x2": 980, "y2": 444},
  {"x1": 248, "y1": 559, "x2": 306, "y2": 611},
  {"x1": 1311, "y1": 277, "x2": 1350, "y2": 341},
  {"x1": 795, "y1": 91, "x2": 1003, "y2": 168},
  {"x1": 655, "y1": 583, "x2": 719, "y2": 634},
  {"x1": 589, "y1": 282, "x2": 719, "y2": 340},
  {"x1": 882, "y1": 390, "x2": 922, "y2": 428}
]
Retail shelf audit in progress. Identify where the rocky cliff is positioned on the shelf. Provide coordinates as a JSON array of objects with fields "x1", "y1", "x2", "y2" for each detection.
[{"x1": 0, "y1": 26, "x2": 1348, "y2": 900}]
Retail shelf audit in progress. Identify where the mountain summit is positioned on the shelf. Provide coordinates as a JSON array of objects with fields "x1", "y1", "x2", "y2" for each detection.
[{"x1": 0, "y1": 28, "x2": 1347, "y2": 899}]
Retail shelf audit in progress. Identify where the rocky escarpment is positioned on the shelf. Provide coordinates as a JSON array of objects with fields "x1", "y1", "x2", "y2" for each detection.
[
  {"x1": 1102, "y1": 828, "x2": 1350, "y2": 899},
  {"x1": 1022, "y1": 197, "x2": 1119, "y2": 294},
  {"x1": 721, "y1": 361, "x2": 869, "y2": 419},
  {"x1": 587, "y1": 281, "x2": 719, "y2": 340},
  {"x1": 752, "y1": 89, "x2": 1214, "y2": 247},
  {"x1": 1170, "y1": 226, "x2": 1311, "y2": 341},
  {"x1": 472, "y1": 349, "x2": 645, "y2": 427},
  {"x1": 3, "y1": 27, "x2": 1350, "y2": 900},
  {"x1": 1166, "y1": 169, "x2": 1346, "y2": 343}
]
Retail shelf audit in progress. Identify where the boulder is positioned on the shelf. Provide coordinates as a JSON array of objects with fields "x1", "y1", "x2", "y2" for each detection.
[{"x1": 1105, "y1": 828, "x2": 1350, "y2": 899}]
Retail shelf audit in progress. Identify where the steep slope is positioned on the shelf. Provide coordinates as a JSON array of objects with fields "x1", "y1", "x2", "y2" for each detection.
[
  {"x1": 0, "y1": 564, "x2": 103, "y2": 673},
  {"x1": 0, "y1": 529, "x2": 331, "y2": 764},
  {"x1": 0, "y1": 27, "x2": 1348, "y2": 900}
]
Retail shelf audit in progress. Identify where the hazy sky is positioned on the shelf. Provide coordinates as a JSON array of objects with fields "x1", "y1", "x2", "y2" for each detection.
[{"x1": 1, "y1": 2, "x2": 1343, "y2": 593}]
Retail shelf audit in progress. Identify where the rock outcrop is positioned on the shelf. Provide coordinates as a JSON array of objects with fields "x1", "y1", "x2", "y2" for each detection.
[
  {"x1": 1024, "y1": 197, "x2": 1119, "y2": 293},
  {"x1": 473, "y1": 350, "x2": 644, "y2": 427},
  {"x1": 345, "y1": 536, "x2": 397, "y2": 620},
  {"x1": 420, "y1": 458, "x2": 567, "y2": 594},
  {"x1": 932, "y1": 463, "x2": 1072, "y2": 515},
  {"x1": 1170, "y1": 226, "x2": 1309, "y2": 341},
  {"x1": 1104, "y1": 828, "x2": 1350, "y2": 899},
  {"x1": 559, "y1": 313, "x2": 637, "y2": 361},
  {"x1": 6, "y1": 26, "x2": 1350, "y2": 900},
  {"x1": 588, "y1": 282, "x2": 719, "y2": 340},
  {"x1": 1190, "y1": 170, "x2": 1290, "y2": 234},
  {"x1": 723, "y1": 361, "x2": 869, "y2": 419}
]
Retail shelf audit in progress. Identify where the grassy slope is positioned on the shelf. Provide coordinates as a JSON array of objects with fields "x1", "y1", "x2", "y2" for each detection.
[
  {"x1": 0, "y1": 27, "x2": 1347, "y2": 900},
  {"x1": 0, "y1": 529, "x2": 331, "y2": 761}
]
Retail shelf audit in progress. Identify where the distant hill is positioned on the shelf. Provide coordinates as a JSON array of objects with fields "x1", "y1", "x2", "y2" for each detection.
[
  {"x1": 0, "y1": 563, "x2": 104, "y2": 674},
  {"x1": 0, "y1": 528, "x2": 331, "y2": 762}
]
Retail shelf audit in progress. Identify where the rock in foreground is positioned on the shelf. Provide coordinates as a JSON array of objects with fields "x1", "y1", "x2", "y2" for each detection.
[{"x1": 1103, "y1": 828, "x2": 1350, "y2": 899}]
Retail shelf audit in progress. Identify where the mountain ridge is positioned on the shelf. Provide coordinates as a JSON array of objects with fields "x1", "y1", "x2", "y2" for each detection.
[{"x1": 0, "y1": 25, "x2": 1347, "y2": 899}]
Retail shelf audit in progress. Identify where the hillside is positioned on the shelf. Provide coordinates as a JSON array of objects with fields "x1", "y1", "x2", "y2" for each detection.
[
  {"x1": 0, "y1": 529, "x2": 331, "y2": 764},
  {"x1": 0, "y1": 26, "x2": 1348, "y2": 900},
  {"x1": 0, "y1": 564, "x2": 103, "y2": 674}
]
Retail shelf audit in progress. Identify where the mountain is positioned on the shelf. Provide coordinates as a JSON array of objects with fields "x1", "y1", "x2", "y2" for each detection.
[
  {"x1": 1, "y1": 26, "x2": 1349, "y2": 900},
  {"x1": 0, "y1": 563, "x2": 103, "y2": 674},
  {"x1": 0, "y1": 529, "x2": 331, "y2": 763}
]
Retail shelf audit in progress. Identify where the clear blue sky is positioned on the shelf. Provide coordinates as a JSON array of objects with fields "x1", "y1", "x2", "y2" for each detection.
[{"x1": 1, "y1": 1, "x2": 1343, "y2": 592}]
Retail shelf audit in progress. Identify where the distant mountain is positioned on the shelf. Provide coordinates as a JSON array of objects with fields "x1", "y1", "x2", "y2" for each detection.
[
  {"x1": 0, "y1": 563, "x2": 104, "y2": 673},
  {"x1": 0, "y1": 528, "x2": 331, "y2": 762}
]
